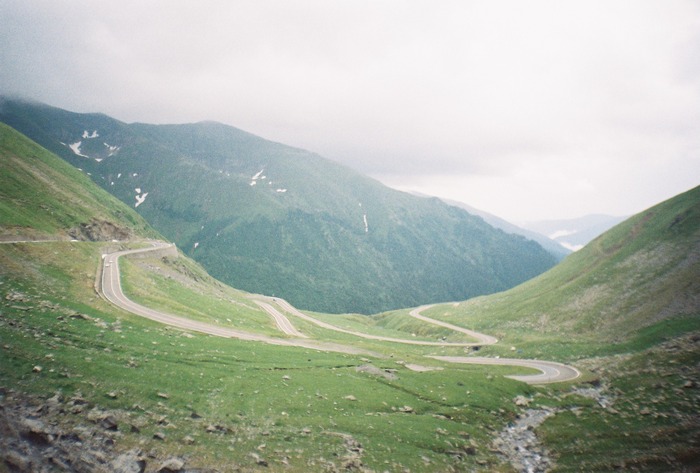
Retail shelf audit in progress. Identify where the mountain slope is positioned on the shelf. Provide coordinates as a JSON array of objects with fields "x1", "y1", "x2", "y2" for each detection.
[
  {"x1": 0, "y1": 97, "x2": 557, "y2": 314},
  {"x1": 427, "y1": 185, "x2": 699, "y2": 348},
  {"x1": 0, "y1": 122, "x2": 158, "y2": 241},
  {"x1": 2, "y1": 120, "x2": 698, "y2": 471},
  {"x1": 436, "y1": 196, "x2": 571, "y2": 260}
]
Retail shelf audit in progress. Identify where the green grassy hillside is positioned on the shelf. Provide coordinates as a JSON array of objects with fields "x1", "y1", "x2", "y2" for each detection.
[
  {"x1": 0, "y1": 123, "x2": 158, "y2": 241},
  {"x1": 411, "y1": 185, "x2": 700, "y2": 355},
  {"x1": 0, "y1": 97, "x2": 557, "y2": 314}
]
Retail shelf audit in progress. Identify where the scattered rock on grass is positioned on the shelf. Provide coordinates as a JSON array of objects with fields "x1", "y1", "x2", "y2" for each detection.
[
  {"x1": 99, "y1": 414, "x2": 119, "y2": 431},
  {"x1": 111, "y1": 449, "x2": 147, "y2": 473},
  {"x1": 355, "y1": 364, "x2": 398, "y2": 380},
  {"x1": 157, "y1": 457, "x2": 184, "y2": 472},
  {"x1": 514, "y1": 395, "x2": 531, "y2": 407}
]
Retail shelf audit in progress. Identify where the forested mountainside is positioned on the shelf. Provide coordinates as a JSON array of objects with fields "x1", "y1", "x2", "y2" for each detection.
[{"x1": 1, "y1": 97, "x2": 556, "y2": 313}]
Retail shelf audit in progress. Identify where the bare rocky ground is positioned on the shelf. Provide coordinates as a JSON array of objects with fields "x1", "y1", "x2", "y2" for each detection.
[
  {"x1": 0, "y1": 388, "x2": 209, "y2": 473},
  {"x1": 494, "y1": 385, "x2": 614, "y2": 473},
  {"x1": 67, "y1": 220, "x2": 132, "y2": 242},
  {"x1": 494, "y1": 407, "x2": 556, "y2": 473}
]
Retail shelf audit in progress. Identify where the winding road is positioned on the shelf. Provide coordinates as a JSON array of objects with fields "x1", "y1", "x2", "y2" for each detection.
[
  {"x1": 271, "y1": 298, "x2": 492, "y2": 347},
  {"x1": 409, "y1": 305, "x2": 498, "y2": 345},
  {"x1": 98, "y1": 241, "x2": 580, "y2": 384},
  {"x1": 428, "y1": 356, "x2": 581, "y2": 384},
  {"x1": 253, "y1": 300, "x2": 307, "y2": 338},
  {"x1": 99, "y1": 243, "x2": 379, "y2": 356}
]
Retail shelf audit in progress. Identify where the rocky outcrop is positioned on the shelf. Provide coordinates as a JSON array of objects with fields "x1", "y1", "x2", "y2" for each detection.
[
  {"x1": 0, "y1": 390, "x2": 194, "y2": 473},
  {"x1": 68, "y1": 219, "x2": 132, "y2": 242}
]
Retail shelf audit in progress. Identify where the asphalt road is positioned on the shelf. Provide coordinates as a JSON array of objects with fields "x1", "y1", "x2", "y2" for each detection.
[
  {"x1": 428, "y1": 356, "x2": 582, "y2": 384},
  {"x1": 270, "y1": 298, "x2": 494, "y2": 347},
  {"x1": 253, "y1": 300, "x2": 307, "y2": 338},
  {"x1": 96, "y1": 241, "x2": 580, "y2": 383},
  {"x1": 99, "y1": 243, "x2": 379, "y2": 356},
  {"x1": 409, "y1": 305, "x2": 499, "y2": 345},
  {"x1": 275, "y1": 301, "x2": 578, "y2": 384}
]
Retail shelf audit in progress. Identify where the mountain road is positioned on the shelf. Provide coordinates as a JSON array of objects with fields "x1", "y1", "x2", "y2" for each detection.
[
  {"x1": 96, "y1": 241, "x2": 580, "y2": 384},
  {"x1": 428, "y1": 356, "x2": 581, "y2": 384},
  {"x1": 271, "y1": 298, "x2": 493, "y2": 347},
  {"x1": 99, "y1": 242, "x2": 379, "y2": 356}
]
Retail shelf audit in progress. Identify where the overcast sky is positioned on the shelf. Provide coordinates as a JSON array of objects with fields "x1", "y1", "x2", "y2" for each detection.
[{"x1": 1, "y1": 0, "x2": 699, "y2": 222}]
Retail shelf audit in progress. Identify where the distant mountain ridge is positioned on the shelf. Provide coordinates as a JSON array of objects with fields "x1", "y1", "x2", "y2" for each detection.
[
  {"x1": 522, "y1": 214, "x2": 627, "y2": 251},
  {"x1": 432, "y1": 196, "x2": 571, "y2": 260},
  {"x1": 0, "y1": 97, "x2": 557, "y2": 314}
]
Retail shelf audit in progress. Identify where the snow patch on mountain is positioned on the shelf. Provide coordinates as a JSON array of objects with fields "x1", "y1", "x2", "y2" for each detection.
[
  {"x1": 359, "y1": 202, "x2": 369, "y2": 233},
  {"x1": 68, "y1": 141, "x2": 89, "y2": 158},
  {"x1": 104, "y1": 143, "x2": 120, "y2": 156},
  {"x1": 250, "y1": 168, "x2": 286, "y2": 193},
  {"x1": 82, "y1": 130, "x2": 99, "y2": 139},
  {"x1": 135, "y1": 191, "x2": 149, "y2": 208},
  {"x1": 250, "y1": 169, "x2": 265, "y2": 186}
]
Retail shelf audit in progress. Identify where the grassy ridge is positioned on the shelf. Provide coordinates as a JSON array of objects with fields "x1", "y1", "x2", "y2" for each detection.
[
  {"x1": 118, "y1": 256, "x2": 281, "y2": 336},
  {"x1": 401, "y1": 185, "x2": 700, "y2": 356},
  {"x1": 0, "y1": 123, "x2": 157, "y2": 240}
]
